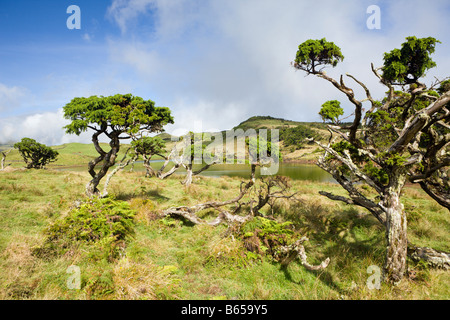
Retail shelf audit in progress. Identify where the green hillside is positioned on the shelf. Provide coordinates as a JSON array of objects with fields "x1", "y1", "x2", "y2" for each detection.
[
  {"x1": 232, "y1": 116, "x2": 329, "y2": 162},
  {"x1": 234, "y1": 115, "x2": 303, "y2": 131}
]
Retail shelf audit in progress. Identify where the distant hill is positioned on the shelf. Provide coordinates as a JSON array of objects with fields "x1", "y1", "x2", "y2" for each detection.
[
  {"x1": 230, "y1": 116, "x2": 329, "y2": 161},
  {"x1": 233, "y1": 115, "x2": 326, "y2": 131},
  {"x1": 156, "y1": 132, "x2": 178, "y2": 142},
  {"x1": 234, "y1": 116, "x2": 300, "y2": 131},
  {"x1": 0, "y1": 143, "x2": 15, "y2": 152},
  {"x1": 1, "y1": 116, "x2": 332, "y2": 168}
]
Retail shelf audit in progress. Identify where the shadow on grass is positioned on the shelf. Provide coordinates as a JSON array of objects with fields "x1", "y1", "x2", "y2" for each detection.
[
  {"x1": 280, "y1": 260, "x2": 349, "y2": 295},
  {"x1": 278, "y1": 205, "x2": 385, "y2": 296},
  {"x1": 114, "y1": 188, "x2": 171, "y2": 202}
]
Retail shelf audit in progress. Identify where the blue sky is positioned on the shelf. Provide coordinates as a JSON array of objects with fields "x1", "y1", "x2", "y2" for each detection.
[{"x1": 1, "y1": 0, "x2": 449, "y2": 145}]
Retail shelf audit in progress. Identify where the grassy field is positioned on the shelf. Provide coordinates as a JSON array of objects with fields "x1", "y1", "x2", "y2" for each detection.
[
  {"x1": 1, "y1": 117, "x2": 448, "y2": 300},
  {"x1": 0, "y1": 166, "x2": 448, "y2": 300}
]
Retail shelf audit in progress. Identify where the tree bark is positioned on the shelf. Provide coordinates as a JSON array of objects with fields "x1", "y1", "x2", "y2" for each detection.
[
  {"x1": 1, "y1": 149, "x2": 11, "y2": 170},
  {"x1": 86, "y1": 132, "x2": 120, "y2": 197},
  {"x1": 251, "y1": 164, "x2": 256, "y2": 182},
  {"x1": 408, "y1": 245, "x2": 450, "y2": 270},
  {"x1": 381, "y1": 190, "x2": 408, "y2": 284},
  {"x1": 143, "y1": 156, "x2": 156, "y2": 177},
  {"x1": 182, "y1": 164, "x2": 193, "y2": 186},
  {"x1": 277, "y1": 237, "x2": 330, "y2": 271}
]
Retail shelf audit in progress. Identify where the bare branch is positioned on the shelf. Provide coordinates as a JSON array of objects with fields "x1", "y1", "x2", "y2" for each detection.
[
  {"x1": 315, "y1": 140, "x2": 383, "y2": 194},
  {"x1": 371, "y1": 63, "x2": 394, "y2": 109},
  {"x1": 389, "y1": 91, "x2": 450, "y2": 154},
  {"x1": 316, "y1": 71, "x2": 363, "y2": 143},
  {"x1": 276, "y1": 237, "x2": 330, "y2": 270}
]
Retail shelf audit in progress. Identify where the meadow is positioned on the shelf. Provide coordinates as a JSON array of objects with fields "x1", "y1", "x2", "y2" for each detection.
[{"x1": 0, "y1": 165, "x2": 448, "y2": 300}]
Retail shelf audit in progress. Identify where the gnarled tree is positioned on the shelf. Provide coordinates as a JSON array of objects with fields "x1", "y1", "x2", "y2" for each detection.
[
  {"x1": 163, "y1": 176, "x2": 328, "y2": 270},
  {"x1": 131, "y1": 136, "x2": 166, "y2": 177},
  {"x1": 292, "y1": 36, "x2": 450, "y2": 283},
  {"x1": 63, "y1": 94, "x2": 173, "y2": 197},
  {"x1": 14, "y1": 138, "x2": 58, "y2": 169},
  {"x1": 157, "y1": 132, "x2": 222, "y2": 186}
]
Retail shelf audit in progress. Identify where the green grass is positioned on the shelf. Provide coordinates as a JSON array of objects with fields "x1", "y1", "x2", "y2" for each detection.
[{"x1": 0, "y1": 167, "x2": 448, "y2": 300}]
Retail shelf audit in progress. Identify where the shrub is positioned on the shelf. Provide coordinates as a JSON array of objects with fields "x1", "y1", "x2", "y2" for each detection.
[
  {"x1": 280, "y1": 125, "x2": 318, "y2": 149},
  {"x1": 238, "y1": 216, "x2": 298, "y2": 260},
  {"x1": 14, "y1": 137, "x2": 59, "y2": 169},
  {"x1": 33, "y1": 197, "x2": 136, "y2": 261}
]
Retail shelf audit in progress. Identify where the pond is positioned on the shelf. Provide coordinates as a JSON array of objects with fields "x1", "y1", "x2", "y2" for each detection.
[{"x1": 58, "y1": 161, "x2": 335, "y2": 183}]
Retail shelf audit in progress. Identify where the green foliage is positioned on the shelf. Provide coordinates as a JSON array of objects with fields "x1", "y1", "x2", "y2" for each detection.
[
  {"x1": 131, "y1": 136, "x2": 166, "y2": 158},
  {"x1": 63, "y1": 94, "x2": 174, "y2": 136},
  {"x1": 363, "y1": 162, "x2": 389, "y2": 185},
  {"x1": 382, "y1": 36, "x2": 440, "y2": 84},
  {"x1": 319, "y1": 100, "x2": 344, "y2": 124},
  {"x1": 365, "y1": 109, "x2": 398, "y2": 150},
  {"x1": 239, "y1": 217, "x2": 297, "y2": 260},
  {"x1": 294, "y1": 38, "x2": 344, "y2": 73},
  {"x1": 280, "y1": 124, "x2": 318, "y2": 149},
  {"x1": 83, "y1": 269, "x2": 116, "y2": 299},
  {"x1": 437, "y1": 79, "x2": 450, "y2": 95},
  {"x1": 331, "y1": 141, "x2": 367, "y2": 164},
  {"x1": 382, "y1": 152, "x2": 406, "y2": 168},
  {"x1": 34, "y1": 197, "x2": 136, "y2": 261},
  {"x1": 14, "y1": 138, "x2": 59, "y2": 169}
]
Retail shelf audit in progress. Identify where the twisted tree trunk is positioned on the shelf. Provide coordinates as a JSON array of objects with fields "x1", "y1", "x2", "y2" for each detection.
[
  {"x1": 1, "y1": 149, "x2": 11, "y2": 170},
  {"x1": 382, "y1": 190, "x2": 408, "y2": 284},
  {"x1": 86, "y1": 132, "x2": 120, "y2": 197}
]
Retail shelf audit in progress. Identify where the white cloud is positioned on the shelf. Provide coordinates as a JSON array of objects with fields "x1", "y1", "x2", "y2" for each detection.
[
  {"x1": 82, "y1": 33, "x2": 92, "y2": 42},
  {"x1": 0, "y1": 83, "x2": 29, "y2": 112},
  {"x1": 107, "y1": 0, "x2": 155, "y2": 34},
  {"x1": 105, "y1": 0, "x2": 450, "y2": 131},
  {"x1": 3, "y1": 0, "x2": 449, "y2": 146},
  {"x1": 0, "y1": 109, "x2": 92, "y2": 146}
]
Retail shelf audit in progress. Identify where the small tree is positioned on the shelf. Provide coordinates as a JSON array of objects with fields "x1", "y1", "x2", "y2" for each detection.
[
  {"x1": 14, "y1": 138, "x2": 58, "y2": 169},
  {"x1": 131, "y1": 136, "x2": 166, "y2": 177},
  {"x1": 178, "y1": 132, "x2": 221, "y2": 186},
  {"x1": 292, "y1": 36, "x2": 450, "y2": 283},
  {"x1": 319, "y1": 100, "x2": 344, "y2": 125},
  {"x1": 246, "y1": 134, "x2": 280, "y2": 182},
  {"x1": 63, "y1": 94, "x2": 173, "y2": 197}
]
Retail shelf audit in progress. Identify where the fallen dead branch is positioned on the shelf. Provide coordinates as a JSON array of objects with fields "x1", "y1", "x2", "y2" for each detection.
[{"x1": 161, "y1": 176, "x2": 330, "y2": 270}]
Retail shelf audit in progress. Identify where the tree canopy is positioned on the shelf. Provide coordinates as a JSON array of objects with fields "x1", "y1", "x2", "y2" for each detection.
[
  {"x1": 14, "y1": 138, "x2": 58, "y2": 169},
  {"x1": 319, "y1": 100, "x2": 344, "y2": 124},
  {"x1": 63, "y1": 94, "x2": 174, "y2": 196},
  {"x1": 63, "y1": 94, "x2": 173, "y2": 137},
  {"x1": 381, "y1": 36, "x2": 440, "y2": 85},
  {"x1": 293, "y1": 38, "x2": 344, "y2": 74}
]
